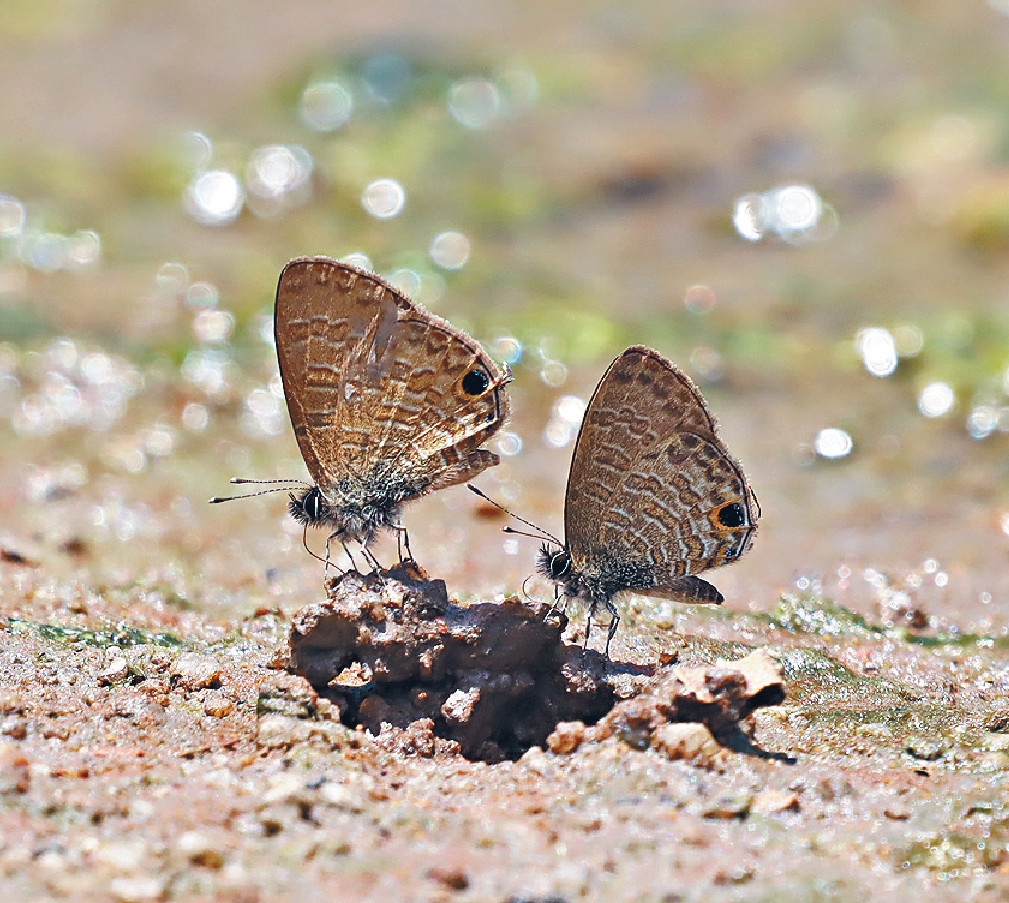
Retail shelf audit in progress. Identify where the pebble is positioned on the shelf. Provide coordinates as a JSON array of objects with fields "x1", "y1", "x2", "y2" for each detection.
[
  {"x1": 546, "y1": 721, "x2": 586, "y2": 755},
  {"x1": 702, "y1": 793, "x2": 753, "y2": 820},
  {"x1": 202, "y1": 691, "x2": 233, "y2": 717},
  {"x1": 177, "y1": 830, "x2": 225, "y2": 869},
  {"x1": 905, "y1": 736, "x2": 944, "y2": 761},
  {"x1": 1, "y1": 717, "x2": 27, "y2": 740},
  {"x1": 98, "y1": 646, "x2": 130, "y2": 685},
  {"x1": 319, "y1": 781, "x2": 366, "y2": 811},
  {"x1": 0, "y1": 740, "x2": 29, "y2": 794},
  {"x1": 441, "y1": 688, "x2": 480, "y2": 725},
  {"x1": 169, "y1": 652, "x2": 223, "y2": 690},
  {"x1": 109, "y1": 876, "x2": 166, "y2": 902},
  {"x1": 257, "y1": 714, "x2": 311, "y2": 748},
  {"x1": 751, "y1": 789, "x2": 800, "y2": 814},
  {"x1": 651, "y1": 723, "x2": 720, "y2": 764}
]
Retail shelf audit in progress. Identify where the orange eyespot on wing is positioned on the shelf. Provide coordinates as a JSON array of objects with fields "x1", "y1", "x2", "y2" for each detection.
[{"x1": 710, "y1": 500, "x2": 747, "y2": 532}]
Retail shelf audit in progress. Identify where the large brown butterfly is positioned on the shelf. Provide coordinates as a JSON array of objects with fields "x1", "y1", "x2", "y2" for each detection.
[
  {"x1": 213, "y1": 257, "x2": 510, "y2": 565},
  {"x1": 536, "y1": 345, "x2": 759, "y2": 654}
]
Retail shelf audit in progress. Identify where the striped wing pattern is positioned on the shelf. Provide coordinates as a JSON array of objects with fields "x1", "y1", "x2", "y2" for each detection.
[
  {"x1": 565, "y1": 346, "x2": 757, "y2": 596},
  {"x1": 275, "y1": 258, "x2": 509, "y2": 505}
]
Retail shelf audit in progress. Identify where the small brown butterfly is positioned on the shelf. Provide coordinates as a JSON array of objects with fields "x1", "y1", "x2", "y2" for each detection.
[
  {"x1": 533, "y1": 345, "x2": 759, "y2": 655},
  {"x1": 212, "y1": 257, "x2": 511, "y2": 566}
]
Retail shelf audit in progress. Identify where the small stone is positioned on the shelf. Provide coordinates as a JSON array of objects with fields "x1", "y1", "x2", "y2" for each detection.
[
  {"x1": 40, "y1": 721, "x2": 70, "y2": 740},
  {"x1": 98, "y1": 646, "x2": 130, "y2": 686},
  {"x1": 177, "y1": 830, "x2": 225, "y2": 869},
  {"x1": 169, "y1": 653, "x2": 222, "y2": 690},
  {"x1": 319, "y1": 781, "x2": 366, "y2": 811},
  {"x1": 441, "y1": 688, "x2": 480, "y2": 725},
  {"x1": 261, "y1": 772, "x2": 309, "y2": 805},
  {"x1": 1, "y1": 717, "x2": 27, "y2": 740},
  {"x1": 426, "y1": 866, "x2": 469, "y2": 891},
  {"x1": 125, "y1": 645, "x2": 174, "y2": 680},
  {"x1": 546, "y1": 721, "x2": 586, "y2": 755},
  {"x1": 93, "y1": 838, "x2": 149, "y2": 873},
  {"x1": 0, "y1": 740, "x2": 29, "y2": 794},
  {"x1": 202, "y1": 691, "x2": 233, "y2": 717},
  {"x1": 717, "y1": 649, "x2": 784, "y2": 699},
  {"x1": 306, "y1": 721, "x2": 351, "y2": 748},
  {"x1": 109, "y1": 876, "x2": 165, "y2": 902},
  {"x1": 702, "y1": 793, "x2": 752, "y2": 820},
  {"x1": 906, "y1": 737, "x2": 944, "y2": 761},
  {"x1": 257, "y1": 714, "x2": 311, "y2": 749},
  {"x1": 265, "y1": 643, "x2": 291, "y2": 669},
  {"x1": 981, "y1": 732, "x2": 1009, "y2": 752},
  {"x1": 883, "y1": 806, "x2": 911, "y2": 820},
  {"x1": 256, "y1": 672, "x2": 319, "y2": 719},
  {"x1": 751, "y1": 789, "x2": 799, "y2": 814},
  {"x1": 652, "y1": 723, "x2": 719, "y2": 763}
]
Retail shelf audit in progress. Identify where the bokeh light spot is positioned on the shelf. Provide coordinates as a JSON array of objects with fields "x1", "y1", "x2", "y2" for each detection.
[
  {"x1": 684, "y1": 285, "x2": 716, "y2": 314},
  {"x1": 185, "y1": 170, "x2": 244, "y2": 226},
  {"x1": 362, "y1": 179, "x2": 405, "y2": 219},
  {"x1": 733, "y1": 184, "x2": 828, "y2": 243},
  {"x1": 193, "y1": 309, "x2": 235, "y2": 344},
  {"x1": 814, "y1": 428, "x2": 853, "y2": 459},
  {"x1": 918, "y1": 382, "x2": 955, "y2": 418},
  {"x1": 340, "y1": 252, "x2": 373, "y2": 272},
  {"x1": 430, "y1": 231, "x2": 471, "y2": 270},
  {"x1": 300, "y1": 80, "x2": 353, "y2": 131},
  {"x1": 544, "y1": 395, "x2": 586, "y2": 448},
  {"x1": 495, "y1": 431, "x2": 523, "y2": 456},
  {"x1": 362, "y1": 53, "x2": 411, "y2": 103},
  {"x1": 448, "y1": 78, "x2": 501, "y2": 129},
  {"x1": 493, "y1": 336, "x2": 523, "y2": 365},
  {"x1": 246, "y1": 145, "x2": 313, "y2": 201},
  {"x1": 0, "y1": 195, "x2": 26, "y2": 237},
  {"x1": 967, "y1": 405, "x2": 997, "y2": 440},
  {"x1": 855, "y1": 327, "x2": 897, "y2": 377}
]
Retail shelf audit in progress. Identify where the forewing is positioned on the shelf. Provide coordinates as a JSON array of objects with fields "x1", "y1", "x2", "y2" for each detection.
[
  {"x1": 275, "y1": 257, "x2": 508, "y2": 493},
  {"x1": 564, "y1": 346, "x2": 719, "y2": 560}
]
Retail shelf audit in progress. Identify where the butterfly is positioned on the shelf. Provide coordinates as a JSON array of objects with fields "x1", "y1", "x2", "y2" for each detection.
[
  {"x1": 534, "y1": 345, "x2": 759, "y2": 655},
  {"x1": 212, "y1": 257, "x2": 511, "y2": 567}
]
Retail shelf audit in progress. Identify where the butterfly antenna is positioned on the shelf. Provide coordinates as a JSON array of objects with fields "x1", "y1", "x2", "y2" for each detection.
[
  {"x1": 466, "y1": 484, "x2": 562, "y2": 546},
  {"x1": 208, "y1": 477, "x2": 309, "y2": 504}
]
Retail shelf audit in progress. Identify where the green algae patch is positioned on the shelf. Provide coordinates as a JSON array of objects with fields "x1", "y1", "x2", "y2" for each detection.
[
  {"x1": 768, "y1": 594, "x2": 884, "y2": 639},
  {"x1": 776, "y1": 646, "x2": 920, "y2": 707},
  {"x1": 6, "y1": 618, "x2": 184, "y2": 649}
]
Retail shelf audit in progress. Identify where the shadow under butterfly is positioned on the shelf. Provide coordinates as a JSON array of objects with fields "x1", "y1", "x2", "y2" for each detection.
[
  {"x1": 212, "y1": 257, "x2": 511, "y2": 571},
  {"x1": 474, "y1": 345, "x2": 759, "y2": 657}
]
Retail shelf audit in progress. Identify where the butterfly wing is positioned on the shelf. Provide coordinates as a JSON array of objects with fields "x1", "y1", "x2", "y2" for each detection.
[
  {"x1": 594, "y1": 429, "x2": 758, "y2": 575},
  {"x1": 275, "y1": 257, "x2": 509, "y2": 497},
  {"x1": 564, "y1": 346, "x2": 757, "y2": 589}
]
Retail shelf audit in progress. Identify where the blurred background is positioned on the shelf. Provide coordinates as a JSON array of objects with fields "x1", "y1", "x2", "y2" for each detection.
[{"x1": 2, "y1": 0, "x2": 1008, "y2": 633}]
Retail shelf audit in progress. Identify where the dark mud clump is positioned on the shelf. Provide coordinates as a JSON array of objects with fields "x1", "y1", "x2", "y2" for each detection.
[
  {"x1": 288, "y1": 564, "x2": 786, "y2": 762},
  {"x1": 288, "y1": 563, "x2": 617, "y2": 761}
]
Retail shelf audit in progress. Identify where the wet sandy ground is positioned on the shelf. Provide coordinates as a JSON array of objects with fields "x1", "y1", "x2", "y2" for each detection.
[
  {"x1": 3, "y1": 556, "x2": 1009, "y2": 902},
  {"x1": 4, "y1": 0, "x2": 1009, "y2": 899}
]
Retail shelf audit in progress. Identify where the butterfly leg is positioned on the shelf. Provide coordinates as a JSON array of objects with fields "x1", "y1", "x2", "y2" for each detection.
[
  {"x1": 338, "y1": 539, "x2": 367, "y2": 574},
  {"x1": 582, "y1": 606, "x2": 595, "y2": 658},
  {"x1": 546, "y1": 584, "x2": 568, "y2": 620},
  {"x1": 390, "y1": 524, "x2": 414, "y2": 563},
  {"x1": 360, "y1": 544, "x2": 383, "y2": 573},
  {"x1": 603, "y1": 598, "x2": 620, "y2": 660}
]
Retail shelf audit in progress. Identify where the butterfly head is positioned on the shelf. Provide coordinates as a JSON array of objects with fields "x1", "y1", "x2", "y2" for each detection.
[
  {"x1": 288, "y1": 486, "x2": 331, "y2": 527},
  {"x1": 536, "y1": 543, "x2": 572, "y2": 583}
]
